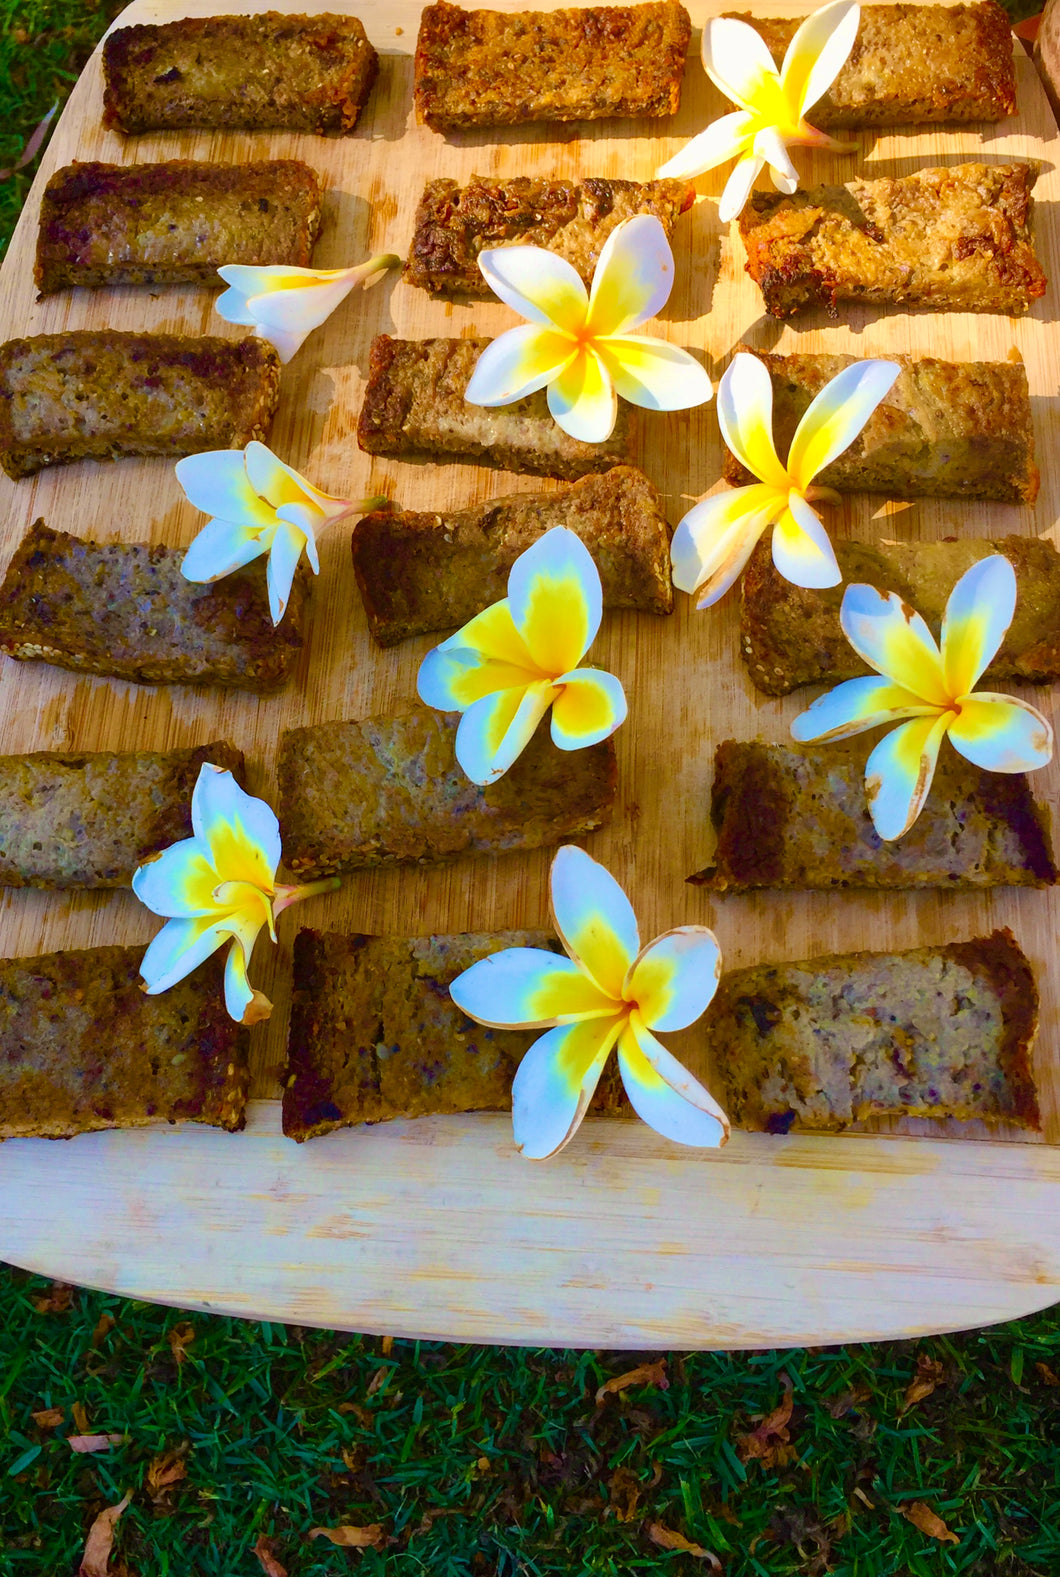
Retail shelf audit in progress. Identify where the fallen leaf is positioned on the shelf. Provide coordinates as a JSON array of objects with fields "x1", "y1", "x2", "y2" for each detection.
[
  {"x1": 595, "y1": 1359, "x2": 668, "y2": 1405},
  {"x1": 69, "y1": 1435, "x2": 126, "y2": 1453},
  {"x1": 252, "y1": 1533, "x2": 288, "y2": 1577},
  {"x1": 823, "y1": 1383, "x2": 871, "y2": 1418},
  {"x1": 32, "y1": 1407, "x2": 65, "y2": 1429},
  {"x1": 166, "y1": 1322, "x2": 196, "y2": 1368},
  {"x1": 365, "y1": 1366, "x2": 388, "y2": 1397},
  {"x1": 78, "y1": 1492, "x2": 131, "y2": 1577},
  {"x1": 380, "y1": 1335, "x2": 394, "y2": 1355},
  {"x1": 31, "y1": 1281, "x2": 73, "y2": 1314},
  {"x1": 72, "y1": 1402, "x2": 90, "y2": 1434},
  {"x1": 90, "y1": 1313, "x2": 116, "y2": 1348},
  {"x1": 309, "y1": 1523, "x2": 385, "y2": 1548},
  {"x1": 899, "y1": 1501, "x2": 960, "y2": 1544},
  {"x1": 146, "y1": 1448, "x2": 187, "y2": 1497},
  {"x1": 737, "y1": 1372, "x2": 796, "y2": 1467},
  {"x1": 0, "y1": 101, "x2": 57, "y2": 181},
  {"x1": 1036, "y1": 1361, "x2": 1060, "y2": 1387},
  {"x1": 901, "y1": 1354, "x2": 945, "y2": 1413},
  {"x1": 607, "y1": 1465, "x2": 642, "y2": 1523},
  {"x1": 337, "y1": 1401, "x2": 372, "y2": 1425},
  {"x1": 647, "y1": 1523, "x2": 721, "y2": 1569}
]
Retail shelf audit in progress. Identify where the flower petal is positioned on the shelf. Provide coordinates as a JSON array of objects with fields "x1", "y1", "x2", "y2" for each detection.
[
  {"x1": 223, "y1": 933, "x2": 272, "y2": 1026},
  {"x1": 550, "y1": 844, "x2": 639, "y2": 1000},
  {"x1": 754, "y1": 126, "x2": 799, "y2": 194},
  {"x1": 175, "y1": 450, "x2": 278, "y2": 529},
  {"x1": 949, "y1": 694, "x2": 1054, "y2": 773},
  {"x1": 655, "y1": 110, "x2": 755, "y2": 179},
  {"x1": 786, "y1": 359, "x2": 901, "y2": 490},
  {"x1": 453, "y1": 681, "x2": 555, "y2": 784},
  {"x1": 509, "y1": 526, "x2": 601, "y2": 676},
  {"x1": 450, "y1": 948, "x2": 618, "y2": 1029},
  {"x1": 586, "y1": 214, "x2": 674, "y2": 336},
  {"x1": 840, "y1": 582, "x2": 948, "y2": 704},
  {"x1": 780, "y1": 0, "x2": 862, "y2": 116},
  {"x1": 617, "y1": 1016, "x2": 730, "y2": 1148},
  {"x1": 477, "y1": 245, "x2": 589, "y2": 332},
  {"x1": 276, "y1": 501, "x2": 321, "y2": 573},
  {"x1": 547, "y1": 348, "x2": 618, "y2": 444},
  {"x1": 265, "y1": 522, "x2": 305, "y2": 625},
  {"x1": 511, "y1": 1015, "x2": 626, "y2": 1160},
  {"x1": 626, "y1": 926, "x2": 722, "y2": 1032},
  {"x1": 464, "y1": 323, "x2": 576, "y2": 407},
  {"x1": 438, "y1": 599, "x2": 535, "y2": 668},
  {"x1": 139, "y1": 914, "x2": 231, "y2": 995},
  {"x1": 864, "y1": 711, "x2": 952, "y2": 840},
  {"x1": 718, "y1": 153, "x2": 766, "y2": 223},
  {"x1": 132, "y1": 839, "x2": 219, "y2": 918},
  {"x1": 717, "y1": 353, "x2": 790, "y2": 490},
  {"x1": 670, "y1": 485, "x2": 780, "y2": 606},
  {"x1": 770, "y1": 493, "x2": 840, "y2": 589},
  {"x1": 940, "y1": 554, "x2": 1017, "y2": 697},
  {"x1": 417, "y1": 602, "x2": 537, "y2": 711},
  {"x1": 244, "y1": 441, "x2": 367, "y2": 527},
  {"x1": 192, "y1": 764, "x2": 280, "y2": 892},
  {"x1": 790, "y1": 675, "x2": 938, "y2": 743},
  {"x1": 181, "y1": 516, "x2": 268, "y2": 585},
  {"x1": 550, "y1": 669, "x2": 627, "y2": 749},
  {"x1": 595, "y1": 335, "x2": 712, "y2": 412},
  {"x1": 703, "y1": 15, "x2": 783, "y2": 113}
]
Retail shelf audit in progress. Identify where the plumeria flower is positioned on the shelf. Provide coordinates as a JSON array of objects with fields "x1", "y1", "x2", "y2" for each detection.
[
  {"x1": 417, "y1": 527, "x2": 626, "y2": 786},
  {"x1": 791, "y1": 556, "x2": 1054, "y2": 840},
  {"x1": 177, "y1": 441, "x2": 385, "y2": 625},
  {"x1": 464, "y1": 214, "x2": 712, "y2": 444},
  {"x1": 671, "y1": 351, "x2": 900, "y2": 608},
  {"x1": 215, "y1": 253, "x2": 400, "y2": 362},
  {"x1": 657, "y1": 0, "x2": 860, "y2": 220},
  {"x1": 450, "y1": 845, "x2": 731, "y2": 1159},
  {"x1": 133, "y1": 764, "x2": 339, "y2": 1025}
]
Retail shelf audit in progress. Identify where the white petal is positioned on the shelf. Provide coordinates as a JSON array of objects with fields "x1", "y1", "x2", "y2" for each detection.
[
  {"x1": 656, "y1": 111, "x2": 756, "y2": 179},
  {"x1": 618, "y1": 1017, "x2": 730, "y2": 1148},
  {"x1": 755, "y1": 126, "x2": 800, "y2": 194},
  {"x1": 770, "y1": 493, "x2": 840, "y2": 589},
  {"x1": 703, "y1": 15, "x2": 783, "y2": 112},
  {"x1": 718, "y1": 154, "x2": 765, "y2": 223},
  {"x1": 265, "y1": 524, "x2": 305, "y2": 624},
  {"x1": 464, "y1": 324, "x2": 575, "y2": 407},
  {"x1": 596, "y1": 335, "x2": 712, "y2": 412},
  {"x1": 511, "y1": 1017, "x2": 625, "y2": 1159},
  {"x1": 717, "y1": 353, "x2": 789, "y2": 489},
  {"x1": 587, "y1": 214, "x2": 675, "y2": 336},
  {"x1": 546, "y1": 349, "x2": 618, "y2": 444},
  {"x1": 940, "y1": 554, "x2": 1017, "y2": 696},
  {"x1": 175, "y1": 450, "x2": 276, "y2": 527},
  {"x1": 549, "y1": 843, "x2": 640, "y2": 998},
  {"x1": 181, "y1": 516, "x2": 267, "y2": 584},
  {"x1": 626, "y1": 926, "x2": 723, "y2": 1032},
  {"x1": 780, "y1": 0, "x2": 862, "y2": 116},
  {"x1": 786, "y1": 359, "x2": 902, "y2": 489},
  {"x1": 477, "y1": 245, "x2": 589, "y2": 331},
  {"x1": 192, "y1": 763, "x2": 281, "y2": 884},
  {"x1": 139, "y1": 915, "x2": 230, "y2": 995}
]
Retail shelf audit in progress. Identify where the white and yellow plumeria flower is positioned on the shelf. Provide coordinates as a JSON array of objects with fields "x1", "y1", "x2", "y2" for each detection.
[
  {"x1": 464, "y1": 214, "x2": 712, "y2": 444},
  {"x1": 133, "y1": 764, "x2": 339, "y2": 1026},
  {"x1": 671, "y1": 351, "x2": 900, "y2": 608},
  {"x1": 417, "y1": 526, "x2": 626, "y2": 786},
  {"x1": 658, "y1": 0, "x2": 860, "y2": 220},
  {"x1": 451, "y1": 845, "x2": 730, "y2": 1160},
  {"x1": 791, "y1": 556, "x2": 1054, "y2": 840},
  {"x1": 177, "y1": 441, "x2": 384, "y2": 626},
  {"x1": 215, "y1": 253, "x2": 400, "y2": 363}
]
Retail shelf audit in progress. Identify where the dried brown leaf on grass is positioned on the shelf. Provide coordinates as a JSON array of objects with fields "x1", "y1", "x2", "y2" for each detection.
[
  {"x1": 166, "y1": 1322, "x2": 196, "y2": 1368},
  {"x1": 595, "y1": 1359, "x2": 668, "y2": 1405},
  {"x1": 146, "y1": 1447, "x2": 188, "y2": 1502},
  {"x1": 72, "y1": 1401, "x2": 91, "y2": 1434},
  {"x1": 380, "y1": 1335, "x2": 394, "y2": 1355},
  {"x1": 901, "y1": 1354, "x2": 946, "y2": 1413},
  {"x1": 899, "y1": 1501, "x2": 960, "y2": 1544},
  {"x1": 366, "y1": 1365, "x2": 389, "y2": 1397},
  {"x1": 252, "y1": 1533, "x2": 288, "y2": 1577},
  {"x1": 78, "y1": 1492, "x2": 131, "y2": 1577},
  {"x1": 647, "y1": 1523, "x2": 722, "y2": 1568},
  {"x1": 31, "y1": 1281, "x2": 73, "y2": 1314},
  {"x1": 823, "y1": 1383, "x2": 871, "y2": 1418},
  {"x1": 31, "y1": 1406, "x2": 65, "y2": 1428},
  {"x1": 68, "y1": 1434, "x2": 125, "y2": 1453},
  {"x1": 1036, "y1": 1361, "x2": 1060, "y2": 1386},
  {"x1": 309, "y1": 1523, "x2": 385, "y2": 1548},
  {"x1": 607, "y1": 1465, "x2": 643, "y2": 1523},
  {"x1": 737, "y1": 1372, "x2": 797, "y2": 1467},
  {"x1": 90, "y1": 1312, "x2": 116, "y2": 1348}
]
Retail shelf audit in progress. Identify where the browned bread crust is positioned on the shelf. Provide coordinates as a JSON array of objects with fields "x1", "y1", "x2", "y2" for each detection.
[
  {"x1": 0, "y1": 332, "x2": 280, "y2": 479},
  {"x1": 102, "y1": 11, "x2": 378, "y2": 134},
  {"x1": 404, "y1": 174, "x2": 694, "y2": 295},
  {"x1": 740, "y1": 534, "x2": 1060, "y2": 696},
  {"x1": 726, "y1": 2, "x2": 1017, "y2": 127},
  {"x1": 352, "y1": 467, "x2": 672, "y2": 646},
  {"x1": 692, "y1": 740, "x2": 1057, "y2": 891},
  {"x1": 277, "y1": 704, "x2": 617, "y2": 877},
  {"x1": 35, "y1": 160, "x2": 323, "y2": 294},
  {"x1": 707, "y1": 928, "x2": 1041, "y2": 1133},
  {"x1": 0, "y1": 521, "x2": 307, "y2": 693},
  {"x1": 724, "y1": 348, "x2": 1038, "y2": 504},
  {"x1": 283, "y1": 927, "x2": 627, "y2": 1139},
  {"x1": 0, "y1": 741, "x2": 243, "y2": 889},
  {"x1": 0, "y1": 947, "x2": 250, "y2": 1140},
  {"x1": 357, "y1": 335, "x2": 630, "y2": 479},
  {"x1": 413, "y1": 0, "x2": 691, "y2": 130},
  {"x1": 738, "y1": 163, "x2": 1047, "y2": 318}
]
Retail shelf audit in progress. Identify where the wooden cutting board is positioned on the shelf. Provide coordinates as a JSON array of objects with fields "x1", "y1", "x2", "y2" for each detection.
[{"x1": 2, "y1": 0, "x2": 1060, "y2": 1347}]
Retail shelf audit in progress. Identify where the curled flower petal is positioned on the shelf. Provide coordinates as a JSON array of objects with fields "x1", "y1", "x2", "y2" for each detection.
[
  {"x1": 770, "y1": 492, "x2": 840, "y2": 590},
  {"x1": 216, "y1": 256, "x2": 399, "y2": 363},
  {"x1": 550, "y1": 844, "x2": 640, "y2": 1000},
  {"x1": 670, "y1": 485, "x2": 780, "y2": 605},
  {"x1": 464, "y1": 323, "x2": 576, "y2": 406},
  {"x1": 509, "y1": 526, "x2": 600, "y2": 676},
  {"x1": 786, "y1": 359, "x2": 901, "y2": 490},
  {"x1": 586, "y1": 214, "x2": 674, "y2": 337},
  {"x1": 131, "y1": 839, "x2": 220, "y2": 918},
  {"x1": 780, "y1": 0, "x2": 861, "y2": 115},
  {"x1": 755, "y1": 126, "x2": 800, "y2": 194},
  {"x1": 244, "y1": 441, "x2": 365, "y2": 523},
  {"x1": 595, "y1": 335, "x2": 712, "y2": 413},
  {"x1": 625, "y1": 927, "x2": 722, "y2": 1032},
  {"x1": 265, "y1": 523, "x2": 305, "y2": 625},
  {"x1": 224, "y1": 935, "x2": 272, "y2": 1025},
  {"x1": 512, "y1": 1016, "x2": 627, "y2": 1159},
  {"x1": 453, "y1": 681, "x2": 556, "y2": 785},
  {"x1": 477, "y1": 246, "x2": 589, "y2": 332},
  {"x1": 450, "y1": 948, "x2": 618, "y2": 1029},
  {"x1": 547, "y1": 347, "x2": 617, "y2": 443},
  {"x1": 618, "y1": 1016, "x2": 730, "y2": 1148},
  {"x1": 717, "y1": 354, "x2": 789, "y2": 490},
  {"x1": 949, "y1": 694, "x2": 1054, "y2": 773},
  {"x1": 840, "y1": 583, "x2": 949, "y2": 705},
  {"x1": 550, "y1": 669, "x2": 627, "y2": 750},
  {"x1": 864, "y1": 711, "x2": 952, "y2": 840},
  {"x1": 791, "y1": 675, "x2": 936, "y2": 743},
  {"x1": 703, "y1": 15, "x2": 784, "y2": 112},
  {"x1": 940, "y1": 554, "x2": 1016, "y2": 697},
  {"x1": 192, "y1": 765, "x2": 280, "y2": 892},
  {"x1": 656, "y1": 109, "x2": 755, "y2": 179},
  {"x1": 718, "y1": 153, "x2": 766, "y2": 223}
]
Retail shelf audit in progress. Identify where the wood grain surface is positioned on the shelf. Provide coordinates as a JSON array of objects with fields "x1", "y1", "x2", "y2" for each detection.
[{"x1": 2, "y1": 0, "x2": 1060, "y2": 1347}]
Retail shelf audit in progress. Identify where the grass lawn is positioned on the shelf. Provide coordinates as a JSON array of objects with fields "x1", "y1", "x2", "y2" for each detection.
[{"x1": 2, "y1": 1, "x2": 1059, "y2": 1572}]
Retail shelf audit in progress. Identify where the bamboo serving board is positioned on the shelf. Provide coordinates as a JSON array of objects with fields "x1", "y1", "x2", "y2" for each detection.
[{"x1": 2, "y1": 0, "x2": 1060, "y2": 1348}]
